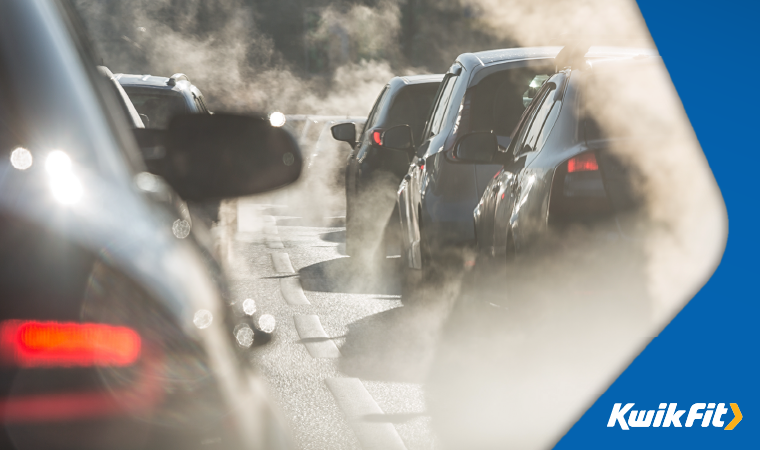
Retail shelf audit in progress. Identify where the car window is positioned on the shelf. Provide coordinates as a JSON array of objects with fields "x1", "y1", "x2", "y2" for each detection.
[
  {"x1": 359, "y1": 86, "x2": 389, "y2": 142},
  {"x1": 385, "y1": 83, "x2": 440, "y2": 145},
  {"x1": 516, "y1": 84, "x2": 558, "y2": 155},
  {"x1": 506, "y1": 84, "x2": 548, "y2": 157},
  {"x1": 122, "y1": 88, "x2": 189, "y2": 129},
  {"x1": 428, "y1": 75, "x2": 457, "y2": 137},
  {"x1": 534, "y1": 95, "x2": 561, "y2": 153},
  {"x1": 522, "y1": 74, "x2": 551, "y2": 107},
  {"x1": 461, "y1": 68, "x2": 553, "y2": 138}
]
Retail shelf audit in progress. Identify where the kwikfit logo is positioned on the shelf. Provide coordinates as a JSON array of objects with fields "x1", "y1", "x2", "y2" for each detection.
[{"x1": 608, "y1": 403, "x2": 742, "y2": 430}]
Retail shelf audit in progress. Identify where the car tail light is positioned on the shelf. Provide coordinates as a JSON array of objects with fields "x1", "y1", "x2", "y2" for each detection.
[
  {"x1": 548, "y1": 151, "x2": 611, "y2": 224},
  {"x1": 0, "y1": 320, "x2": 141, "y2": 368},
  {"x1": 372, "y1": 130, "x2": 382, "y2": 146},
  {"x1": 567, "y1": 152, "x2": 599, "y2": 173}
]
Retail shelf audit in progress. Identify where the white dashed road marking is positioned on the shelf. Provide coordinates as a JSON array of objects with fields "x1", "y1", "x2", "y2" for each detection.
[
  {"x1": 271, "y1": 252, "x2": 295, "y2": 273},
  {"x1": 280, "y1": 277, "x2": 310, "y2": 306},
  {"x1": 293, "y1": 315, "x2": 341, "y2": 358},
  {"x1": 325, "y1": 378, "x2": 408, "y2": 450},
  {"x1": 263, "y1": 213, "x2": 409, "y2": 449}
]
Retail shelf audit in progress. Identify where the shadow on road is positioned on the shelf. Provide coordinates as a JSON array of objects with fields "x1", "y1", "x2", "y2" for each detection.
[
  {"x1": 319, "y1": 230, "x2": 345, "y2": 243},
  {"x1": 337, "y1": 271, "x2": 464, "y2": 383},
  {"x1": 299, "y1": 257, "x2": 402, "y2": 295}
]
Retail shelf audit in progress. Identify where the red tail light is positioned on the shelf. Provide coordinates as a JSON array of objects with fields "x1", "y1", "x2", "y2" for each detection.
[
  {"x1": 0, "y1": 320, "x2": 141, "y2": 368},
  {"x1": 567, "y1": 152, "x2": 599, "y2": 173},
  {"x1": 372, "y1": 130, "x2": 382, "y2": 145}
]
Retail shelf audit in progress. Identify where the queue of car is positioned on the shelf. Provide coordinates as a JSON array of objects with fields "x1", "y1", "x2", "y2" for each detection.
[
  {"x1": 0, "y1": 0, "x2": 662, "y2": 448},
  {"x1": 331, "y1": 45, "x2": 659, "y2": 285}
]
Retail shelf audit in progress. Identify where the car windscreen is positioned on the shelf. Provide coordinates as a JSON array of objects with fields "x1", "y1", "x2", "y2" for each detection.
[
  {"x1": 385, "y1": 83, "x2": 440, "y2": 145},
  {"x1": 122, "y1": 88, "x2": 189, "y2": 129},
  {"x1": 464, "y1": 67, "x2": 554, "y2": 137}
]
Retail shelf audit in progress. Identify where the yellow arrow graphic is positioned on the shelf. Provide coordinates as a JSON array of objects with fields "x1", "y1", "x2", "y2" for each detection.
[{"x1": 724, "y1": 403, "x2": 742, "y2": 430}]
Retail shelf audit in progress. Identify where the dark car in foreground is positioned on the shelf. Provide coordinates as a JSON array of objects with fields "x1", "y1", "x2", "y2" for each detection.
[
  {"x1": 466, "y1": 46, "x2": 659, "y2": 259},
  {"x1": 0, "y1": 1, "x2": 300, "y2": 449},
  {"x1": 395, "y1": 48, "x2": 559, "y2": 272},
  {"x1": 331, "y1": 74, "x2": 443, "y2": 259}
]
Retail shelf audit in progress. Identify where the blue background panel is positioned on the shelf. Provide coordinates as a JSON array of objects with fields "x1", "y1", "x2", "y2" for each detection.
[{"x1": 557, "y1": 1, "x2": 758, "y2": 447}]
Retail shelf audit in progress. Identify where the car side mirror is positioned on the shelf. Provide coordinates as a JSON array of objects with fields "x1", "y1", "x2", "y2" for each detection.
[
  {"x1": 381, "y1": 125, "x2": 414, "y2": 150},
  {"x1": 331, "y1": 122, "x2": 356, "y2": 146},
  {"x1": 134, "y1": 113, "x2": 302, "y2": 201},
  {"x1": 453, "y1": 131, "x2": 499, "y2": 164}
]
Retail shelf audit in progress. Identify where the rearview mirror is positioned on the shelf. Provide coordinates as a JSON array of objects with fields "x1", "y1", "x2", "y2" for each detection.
[
  {"x1": 453, "y1": 132, "x2": 499, "y2": 164},
  {"x1": 136, "y1": 113, "x2": 302, "y2": 201},
  {"x1": 381, "y1": 125, "x2": 414, "y2": 150},
  {"x1": 331, "y1": 122, "x2": 356, "y2": 146}
]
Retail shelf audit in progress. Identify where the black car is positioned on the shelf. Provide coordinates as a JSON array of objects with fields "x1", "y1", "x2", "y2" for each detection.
[
  {"x1": 331, "y1": 74, "x2": 443, "y2": 259},
  {"x1": 116, "y1": 73, "x2": 210, "y2": 129},
  {"x1": 0, "y1": 1, "x2": 300, "y2": 449},
  {"x1": 395, "y1": 48, "x2": 559, "y2": 272},
  {"x1": 465, "y1": 46, "x2": 659, "y2": 259}
]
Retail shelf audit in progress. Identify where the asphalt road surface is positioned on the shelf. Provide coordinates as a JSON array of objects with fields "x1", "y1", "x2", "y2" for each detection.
[{"x1": 215, "y1": 195, "x2": 453, "y2": 450}]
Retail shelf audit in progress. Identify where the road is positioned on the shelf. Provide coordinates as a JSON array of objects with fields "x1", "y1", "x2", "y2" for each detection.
[{"x1": 215, "y1": 195, "x2": 450, "y2": 450}]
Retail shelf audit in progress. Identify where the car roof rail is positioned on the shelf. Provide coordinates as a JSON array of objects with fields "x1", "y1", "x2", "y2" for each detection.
[
  {"x1": 167, "y1": 73, "x2": 190, "y2": 86},
  {"x1": 555, "y1": 43, "x2": 591, "y2": 72}
]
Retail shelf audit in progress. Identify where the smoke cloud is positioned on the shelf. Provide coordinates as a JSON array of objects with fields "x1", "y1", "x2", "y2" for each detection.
[{"x1": 73, "y1": 1, "x2": 727, "y2": 449}]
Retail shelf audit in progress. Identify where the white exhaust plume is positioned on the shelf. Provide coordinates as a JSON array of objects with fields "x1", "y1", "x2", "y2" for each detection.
[{"x1": 73, "y1": 1, "x2": 726, "y2": 449}]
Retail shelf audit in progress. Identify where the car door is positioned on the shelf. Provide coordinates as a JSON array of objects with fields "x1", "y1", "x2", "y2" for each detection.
[
  {"x1": 400, "y1": 72, "x2": 458, "y2": 267},
  {"x1": 507, "y1": 78, "x2": 564, "y2": 251},
  {"x1": 346, "y1": 86, "x2": 388, "y2": 250},
  {"x1": 483, "y1": 80, "x2": 546, "y2": 255},
  {"x1": 476, "y1": 167, "x2": 503, "y2": 253}
]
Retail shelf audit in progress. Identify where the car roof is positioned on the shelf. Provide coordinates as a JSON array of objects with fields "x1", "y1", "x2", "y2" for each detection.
[
  {"x1": 457, "y1": 47, "x2": 562, "y2": 70},
  {"x1": 456, "y1": 46, "x2": 658, "y2": 71},
  {"x1": 387, "y1": 74, "x2": 443, "y2": 93},
  {"x1": 398, "y1": 74, "x2": 445, "y2": 84},
  {"x1": 114, "y1": 73, "x2": 191, "y2": 93}
]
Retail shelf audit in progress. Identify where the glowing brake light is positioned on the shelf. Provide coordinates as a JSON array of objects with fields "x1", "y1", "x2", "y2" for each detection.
[
  {"x1": 567, "y1": 152, "x2": 598, "y2": 173},
  {"x1": 0, "y1": 320, "x2": 141, "y2": 368},
  {"x1": 372, "y1": 130, "x2": 382, "y2": 146}
]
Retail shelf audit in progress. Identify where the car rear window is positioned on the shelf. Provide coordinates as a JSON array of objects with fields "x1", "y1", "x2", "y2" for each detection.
[
  {"x1": 465, "y1": 67, "x2": 553, "y2": 137},
  {"x1": 122, "y1": 88, "x2": 189, "y2": 129},
  {"x1": 385, "y1": 83, "x2": 440, "y2": 145}
]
